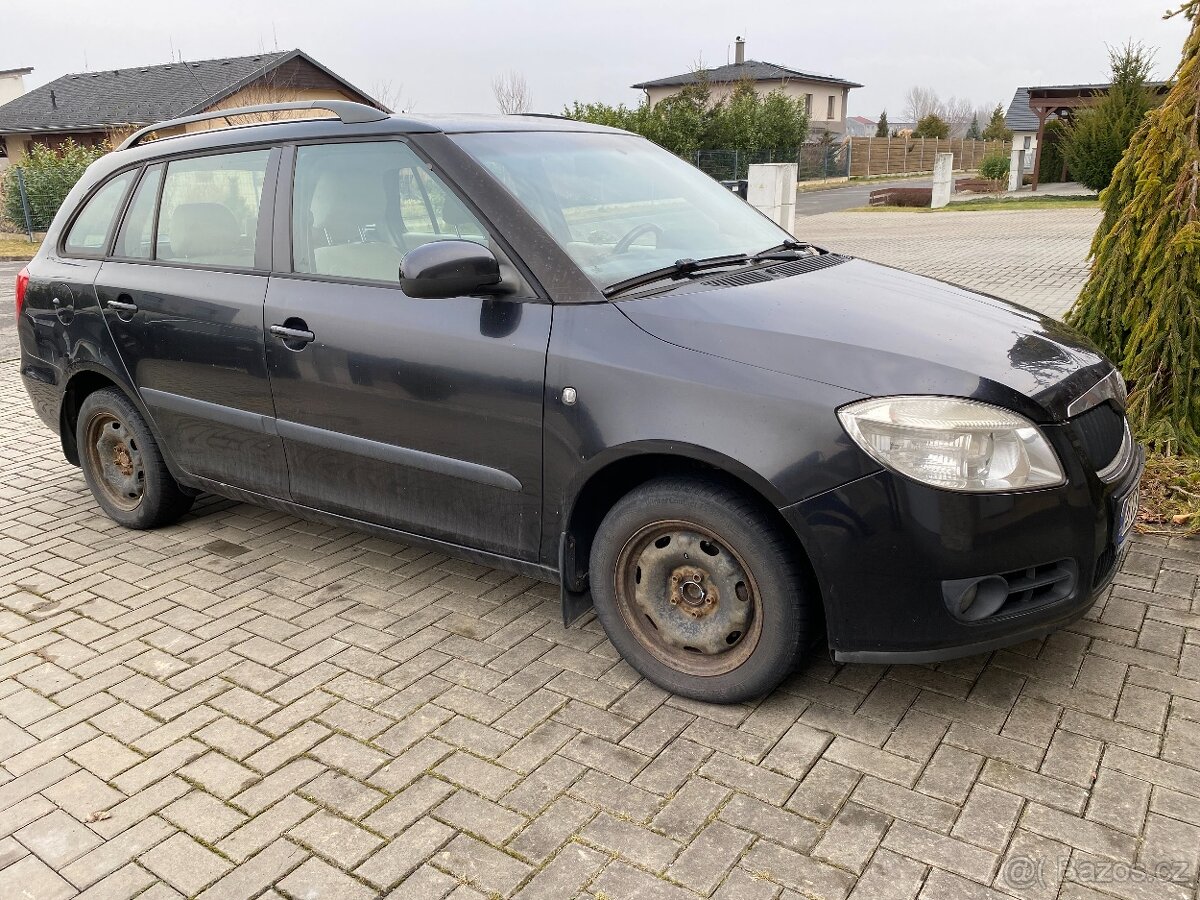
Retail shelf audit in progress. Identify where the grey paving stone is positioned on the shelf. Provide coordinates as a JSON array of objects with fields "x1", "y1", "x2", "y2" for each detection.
[
  {"x1": 0, "y1": 854, "x2": 78, "y2": 900},
  {"x1": 14, "y1": 809, "x2": 103, "y2": 868},
  {"x1": 140, "y1": 832, "x2": 233, "y2": 895},
  {"x1": 277, "y1": 856, "x2": 377, "y2": 900},
  {"x1": 289, "y1": 809, "x2": 382, "y2": 869}
]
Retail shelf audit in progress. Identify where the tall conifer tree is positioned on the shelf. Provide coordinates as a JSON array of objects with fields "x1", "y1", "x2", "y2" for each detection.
[{"x1": 1067, "y1": 3, "x2": 1200, "y2": 452}]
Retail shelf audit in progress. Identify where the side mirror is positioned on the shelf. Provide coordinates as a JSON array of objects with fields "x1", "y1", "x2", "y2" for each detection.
[{"x1": 400, "y1": 240, "x2": 503, "y2": 299}]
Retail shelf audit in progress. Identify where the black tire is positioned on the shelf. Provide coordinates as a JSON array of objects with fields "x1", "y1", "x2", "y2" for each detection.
[
  {"x1": 589, "y1": 477, "x2": 814, "y2": 703},
  {"x1": 76, "y1": 388, "x2": 193, "y2": 529}
]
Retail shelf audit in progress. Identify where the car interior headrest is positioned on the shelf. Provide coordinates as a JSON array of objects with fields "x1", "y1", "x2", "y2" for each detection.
[{"x1": 167, "y1": 202, "x2": 242, "y2": 260}]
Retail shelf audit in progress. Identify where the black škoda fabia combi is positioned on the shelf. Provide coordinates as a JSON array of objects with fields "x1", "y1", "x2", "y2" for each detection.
[{"x1": 17, "y1": 101, "x2": 1143, "y2": 702}]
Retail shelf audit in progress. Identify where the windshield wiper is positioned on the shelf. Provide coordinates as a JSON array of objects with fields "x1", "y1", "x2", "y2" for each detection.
[
  {"x1": 751, "y1": 239, "x2": 818, "y2": 261},
  {"x1": 603, "y1": 254, "x2": 753, "y2": 298}
]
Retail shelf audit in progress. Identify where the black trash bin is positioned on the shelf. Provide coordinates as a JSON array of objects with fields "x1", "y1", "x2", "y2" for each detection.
[{"x1": 719, "y1": 179, "x2": 748, "y2": 199}]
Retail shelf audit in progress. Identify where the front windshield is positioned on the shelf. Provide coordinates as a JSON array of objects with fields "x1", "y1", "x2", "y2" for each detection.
[{"x1": 452, "y1": 131, "x2": 791, "y2": 289}]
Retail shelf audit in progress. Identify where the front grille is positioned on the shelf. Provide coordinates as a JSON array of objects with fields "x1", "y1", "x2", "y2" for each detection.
[
  {"x1": 1069, "y1": 401, "x2": 1126, "y2": 471},
  {"x1": 701, "y1": 253, "x2": 849, "y2": 287}
]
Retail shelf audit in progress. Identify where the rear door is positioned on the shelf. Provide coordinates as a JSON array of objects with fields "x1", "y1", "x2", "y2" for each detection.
[
  {"x1": 263, "y1": 139, "x2": 550, "y2": 559},
  {"x1": 95, "y1": 147, "x2": 289, "y2": 497}
]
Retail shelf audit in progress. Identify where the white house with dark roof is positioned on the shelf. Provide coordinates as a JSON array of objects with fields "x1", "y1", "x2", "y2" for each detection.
[
  {"x1": 0, "y1": 49, "x2": 383, "y2": 162},
  {"x1": 631, "y1": 37, "x2": 862, "y2": 135}
]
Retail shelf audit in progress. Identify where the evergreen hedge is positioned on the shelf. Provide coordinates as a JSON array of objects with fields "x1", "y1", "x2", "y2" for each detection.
[
  {"x1": 1064, "y1": 44, "x2": 1155, "y2": 191},
  {"x1": 564, "y1": 76, "x2": 810, "y2": 162},
  {"x1": 2, "y1": 141, "x2": 109, "y2": 232}
]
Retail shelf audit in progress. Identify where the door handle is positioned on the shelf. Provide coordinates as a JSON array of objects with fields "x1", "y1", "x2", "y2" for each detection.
[
  {"x1": 106, "y1": 298, "x2": 139, "y2": 322},
  {"x1": 270, "y1": 323, "x2": 315, "y2": 348}
]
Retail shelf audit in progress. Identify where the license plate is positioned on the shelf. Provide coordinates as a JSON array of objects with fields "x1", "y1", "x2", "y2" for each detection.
[{"x1": 1115, "y1": 484, "x2": 1140, "y2": 548}]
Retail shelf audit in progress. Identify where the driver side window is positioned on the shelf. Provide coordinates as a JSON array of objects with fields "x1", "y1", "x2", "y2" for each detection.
[{"x1": 292, "y1": 141, "x2": 489, "y2": 283}]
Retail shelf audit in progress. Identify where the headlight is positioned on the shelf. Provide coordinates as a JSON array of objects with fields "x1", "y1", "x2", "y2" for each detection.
[{"x1": 838, "y1": 396, "x2": 1064, "y2": 492}]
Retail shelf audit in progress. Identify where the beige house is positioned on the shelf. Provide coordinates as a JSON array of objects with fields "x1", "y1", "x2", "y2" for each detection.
[
  {"x1": 631, "y1": 37, "x2": 862, "y2": 135},
  {"x1": 0, "y1": 67, "x2": 32, "y2": 108},
  {"x1": 0, "y1": 67, "x2": 32, "y2": 169},
  {"x1": 0, "y1": 50, "x2": 383, "y2": 162}
]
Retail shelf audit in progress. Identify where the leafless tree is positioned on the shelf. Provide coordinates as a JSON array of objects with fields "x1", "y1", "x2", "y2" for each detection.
[
  {"x1": 207, "y1": 75, "x2": 305, "y2": 123},
  {"x1": 370, "y1": 79, "x2": 414, "y2": 114},
  {"x1": 904, "y1": 86, "x2": 944, "y2": 125},
  {"x1": 492, "y1": 70, "x2": 531, "y2": 115},
  {"x1": 944, "y1": 96, "x2": 975, "y2": 137}
]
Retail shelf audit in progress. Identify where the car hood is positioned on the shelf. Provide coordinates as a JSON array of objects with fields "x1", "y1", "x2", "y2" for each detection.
[{"x1": 615, "y1": 257, "x2": 1111, "y2": 423}]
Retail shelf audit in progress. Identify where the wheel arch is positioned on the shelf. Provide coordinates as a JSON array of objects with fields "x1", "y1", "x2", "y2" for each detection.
[
  {"x1": 559, "y1": 444, "x2": 823, "y2": 621},
  {"x1": 59, "y1": 367, "x2": 173, "y2": 475}
]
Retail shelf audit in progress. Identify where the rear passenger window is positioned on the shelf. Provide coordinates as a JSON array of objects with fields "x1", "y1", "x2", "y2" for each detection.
[
  {"x1": 292, "y1": 141, "x2": 489, "y2": 283},
  {"x1": 156, "y1": 150, "x2": 270, "y2": 269},
  {"x1": 115, "y1": 165, "x2": 163, "y2": 259},
  {"x1": 63, "y1": 170, "x2": 136, "y2": 256}
]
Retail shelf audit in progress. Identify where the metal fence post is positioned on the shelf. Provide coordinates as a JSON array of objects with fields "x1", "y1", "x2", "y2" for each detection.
[{"x1": 15, "y1": 166, "x2": 34, "y2": 241}]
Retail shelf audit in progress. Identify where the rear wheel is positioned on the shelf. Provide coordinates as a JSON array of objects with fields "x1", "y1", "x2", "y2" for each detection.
[
  {"x1": 76, "y1": 388, "x2": 193, "y2": 529},
  {"x1": 589, "y1": 477, "x2": 814, "y2": 702}
]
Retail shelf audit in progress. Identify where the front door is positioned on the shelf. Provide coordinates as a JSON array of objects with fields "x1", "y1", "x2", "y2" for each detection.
[
  {"x1": 264, "y1": 140, "x2": 549, "y2": 559},
  {"x1": 95, "y1": 148, "x2": 288, "y2": 497}
]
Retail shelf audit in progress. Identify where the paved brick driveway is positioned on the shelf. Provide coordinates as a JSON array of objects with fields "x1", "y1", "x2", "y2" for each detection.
[
  {"x1": 799, "y1": 208, "x2": 1101, "y2": 320},
  {"x1": 5, "y1": 211, "x2": 1200, "y2": 900}
]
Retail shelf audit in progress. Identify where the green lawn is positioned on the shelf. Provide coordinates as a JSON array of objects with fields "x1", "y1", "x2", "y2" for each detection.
[{"x1": 0, "y1": 236, "x2": 39, "y2": 259}]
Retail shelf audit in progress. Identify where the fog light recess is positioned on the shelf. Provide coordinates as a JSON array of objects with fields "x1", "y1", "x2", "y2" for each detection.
[{"x1": 943, "y1": 576, "x2": 1009, "y2": 622}]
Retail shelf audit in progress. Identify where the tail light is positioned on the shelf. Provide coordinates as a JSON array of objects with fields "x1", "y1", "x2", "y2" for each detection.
[{"x1": 15, "y1": 266, "x2": 29, "y2": 316}]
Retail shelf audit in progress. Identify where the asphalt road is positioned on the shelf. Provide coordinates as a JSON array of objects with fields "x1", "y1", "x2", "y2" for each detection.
[
  {"x1": 0, "y1": 261, "x2": 21, "y2": 360},
  {"x1": 796, "y1": 176, "x2": 935, "y2": 216}
]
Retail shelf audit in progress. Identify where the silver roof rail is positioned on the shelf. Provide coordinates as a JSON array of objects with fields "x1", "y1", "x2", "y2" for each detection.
[{"x1": 118, "y1": 100, "x2": 390, "y2": 150}]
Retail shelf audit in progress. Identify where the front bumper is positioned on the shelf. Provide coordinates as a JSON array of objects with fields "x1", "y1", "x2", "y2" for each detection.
[{"x1": 782, "y1": 427, "x2": 1143, "y2": 664}]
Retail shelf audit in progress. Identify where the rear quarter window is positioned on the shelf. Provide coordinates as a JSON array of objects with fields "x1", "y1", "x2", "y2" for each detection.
[{"x1": 62, "y1": 170, "x2": 136, "y2": 256}]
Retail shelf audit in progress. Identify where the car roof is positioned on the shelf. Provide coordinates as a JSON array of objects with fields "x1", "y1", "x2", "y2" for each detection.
[
  {"x1": 402, "y1": 113, "x2": 625, "y2": 134},
  {"x1": 106, "y1": 111, "x2": 626, "y2": 166}
]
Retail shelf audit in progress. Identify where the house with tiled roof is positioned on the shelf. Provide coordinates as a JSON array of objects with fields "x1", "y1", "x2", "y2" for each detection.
[
  {"x1": 632, "y1": 37, "x2": 862, "y2": 135},
  {"x1": 0, "y1": 49, "x2": 383, "y2": 161},
  {"x1": 1004, "y1": 82, "x2": 1169, "y2": 184}
]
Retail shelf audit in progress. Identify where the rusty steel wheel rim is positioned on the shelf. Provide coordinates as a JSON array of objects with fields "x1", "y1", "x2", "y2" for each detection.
[
  {"x1": 83, "y1": 411, "x2": 145, "y2": 512},
  {"x1": 613, "y1": 519, "x2": 762, "y2": 676}
]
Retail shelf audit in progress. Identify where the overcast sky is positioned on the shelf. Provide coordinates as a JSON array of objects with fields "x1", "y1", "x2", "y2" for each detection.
[{"x1": 9, "y1": 0, "x2": 1193, "y2": 122}]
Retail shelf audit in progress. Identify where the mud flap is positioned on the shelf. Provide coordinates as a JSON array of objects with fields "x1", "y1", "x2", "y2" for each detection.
[{"x1": 559, "y1": 532, "x2": 594, "y2": 627}]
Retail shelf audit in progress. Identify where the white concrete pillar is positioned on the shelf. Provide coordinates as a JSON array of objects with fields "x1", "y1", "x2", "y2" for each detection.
[
  {"x1": 931, "y1": 152, "x2": 954, "y2": 209},
  {"x1": 747, "y1": 163, "x2": 798, "y2": 234},
  {"x1": 1008, "y1": 149, "x2": 1025, "y2": 192}
]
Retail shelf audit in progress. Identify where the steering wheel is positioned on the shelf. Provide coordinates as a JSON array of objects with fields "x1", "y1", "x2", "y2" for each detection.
[{"x1": 614, "y1": 222, "x2": 665, "y2": 254}]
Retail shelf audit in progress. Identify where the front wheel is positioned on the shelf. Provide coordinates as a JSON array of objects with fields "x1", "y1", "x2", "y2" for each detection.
[
  {"x1": 589, "y1": 477, "x2": 815, "y2": 702},
  {"x1": 76, "y1": 388, "x2": 194, "y2": 529}
]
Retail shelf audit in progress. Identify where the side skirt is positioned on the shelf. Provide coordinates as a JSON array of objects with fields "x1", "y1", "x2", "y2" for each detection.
[{"x1": 180, "y1": 474, "x2": 558, "y2": 585}]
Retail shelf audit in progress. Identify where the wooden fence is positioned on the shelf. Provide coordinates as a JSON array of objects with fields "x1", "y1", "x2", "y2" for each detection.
[{"x1": 848, "y1": 138, "x2": 1012, "y2": 177}]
